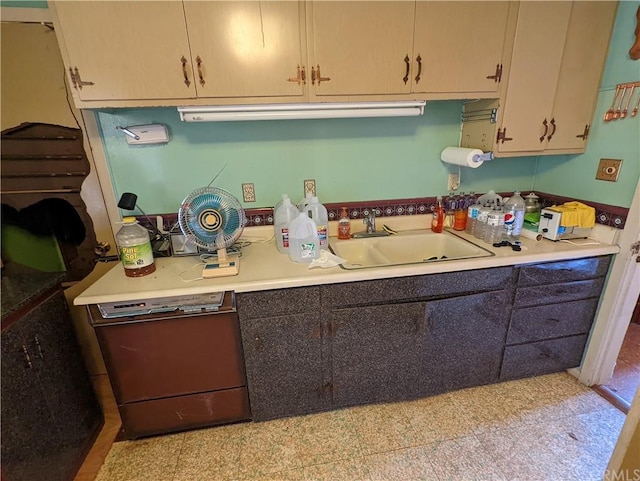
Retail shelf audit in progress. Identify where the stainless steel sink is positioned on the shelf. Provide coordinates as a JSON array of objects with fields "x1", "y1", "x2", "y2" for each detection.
[{"x1": 330, "y1": 229, "x2": 494, "y2": 269}]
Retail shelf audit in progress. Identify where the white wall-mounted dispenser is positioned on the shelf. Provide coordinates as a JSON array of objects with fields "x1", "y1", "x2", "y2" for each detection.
[
  {"x1": 441, "y1": 147, "x2": 494, "y2": 168},
  {"x1": 117, "y1": 124, "x2": 169, "y2": 145}
]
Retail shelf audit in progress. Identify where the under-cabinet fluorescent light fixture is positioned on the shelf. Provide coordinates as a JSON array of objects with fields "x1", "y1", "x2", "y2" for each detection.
[{"x1": 177, "y1": 101, "x2": 426, "y2": 122}]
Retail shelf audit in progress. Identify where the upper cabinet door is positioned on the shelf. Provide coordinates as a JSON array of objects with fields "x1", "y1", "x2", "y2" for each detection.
[
  {"x1": 51, "y1": 1, "x2": 196, "y2": 101},
  {"x1": 183, "y1": 1, "x2": 307, "y2": 99},
  {"x1": 307, "y1": 1, "x2": 415, "y2": 97},
  {"x1": 413, "y1": 2, "x2": 511, "y2": 96},
  {"x1": 546, "y1": 2, "x2": 617, "y2": 151},
  {"x1": 497, "y1": 1, "x2": 572, "y2": 154}
]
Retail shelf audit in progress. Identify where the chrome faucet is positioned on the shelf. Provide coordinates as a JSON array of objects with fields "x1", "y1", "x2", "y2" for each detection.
[{"x1": 364, "y1": 211, "x2": 376, "y2": 233}]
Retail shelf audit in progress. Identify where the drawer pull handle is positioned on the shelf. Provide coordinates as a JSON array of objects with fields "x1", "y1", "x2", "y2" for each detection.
[
  {"x1": 547, "y1": 117, "x2": 557, "y2": 141},
  {"x1": 196, "y1": 56, "x2": 206, "y2": 87},
  {"x1": 539, "y1": 118, "x2": 549, "y2": 143},
  {"x1": 414, "y1": 55, "x2": 422, "y2": 84},
  {"x1": 34, "y1": 335, "x2": 44, "y2": 359},
  {"x1": 22, "y1": 345, "x2": 33, "y2": 369},
  {"x1": 546, "y1": 318, "x2": 562, "y2": 323}
]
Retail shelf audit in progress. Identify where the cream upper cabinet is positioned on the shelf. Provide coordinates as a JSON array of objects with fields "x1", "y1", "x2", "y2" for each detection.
[
  {"x1": 545, "y1": 1, "x2": 618, "y2": 152},
  {"x1": 50, "y1": 1, "x2": 197, "y2": 102},
  {"x1": 412, "y1": 2, "x2": 512, "y2": 97},
  {"x1": 496, "y1": 1, "x2": 573, "y2": 154},
  {"x1": 306, "y1": 1, "x2": 415, "y2": 97},
  {"x1": 183, "y1": 1, "x2": 306, "y2": 99}
]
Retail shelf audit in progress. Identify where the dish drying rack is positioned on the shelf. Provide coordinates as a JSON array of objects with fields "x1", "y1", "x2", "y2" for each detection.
[{"x1": 603, "y1": 81, "x2": 640, "y2": 121}]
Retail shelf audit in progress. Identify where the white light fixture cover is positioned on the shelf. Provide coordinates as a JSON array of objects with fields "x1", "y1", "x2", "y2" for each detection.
[{"x1": 177, "y1": 101, "x2": 426, "y2": 122}]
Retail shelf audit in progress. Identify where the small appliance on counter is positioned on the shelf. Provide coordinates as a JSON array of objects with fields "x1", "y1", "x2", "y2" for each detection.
[{"x1": 538, "y1": 202, "x2": 596, "y2": 241}]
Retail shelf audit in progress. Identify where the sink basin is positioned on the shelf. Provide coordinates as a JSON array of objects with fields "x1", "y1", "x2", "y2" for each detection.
[{"x1": 330, "y1": 230, "x2": 494, "y2": 269}]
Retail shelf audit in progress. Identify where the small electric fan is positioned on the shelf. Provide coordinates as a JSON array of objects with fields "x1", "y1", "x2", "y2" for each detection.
[{"x1": 178, "y1": 187, "x2": 246, "y2": 277}]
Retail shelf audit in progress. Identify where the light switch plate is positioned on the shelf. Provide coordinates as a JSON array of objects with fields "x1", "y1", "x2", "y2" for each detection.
[
  {"x1": 124, "y1": 124, "x2": 169, "y2": 145},
  {"x1": 595, "y1": 158, "x2": 622, "y2": 182}
]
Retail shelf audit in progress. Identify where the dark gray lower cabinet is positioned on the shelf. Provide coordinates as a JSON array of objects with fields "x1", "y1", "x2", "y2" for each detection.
[
  {"x1": 1, "y1": 290, "x2": 102, "y2": 481},
  {"x1": 237, "y1": 256, "x2": 611, "y2": 422},
  {"x1": 422, "y1": 291, "x2": 511, "y2": 395},
  {"x1": 329, "y1": 302, "x2": 427, "y2": 408}
]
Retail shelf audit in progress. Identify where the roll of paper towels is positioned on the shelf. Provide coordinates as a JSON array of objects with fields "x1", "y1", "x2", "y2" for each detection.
[{"x1": 441, "y1": 147, "x2": 490, "y2": 168}]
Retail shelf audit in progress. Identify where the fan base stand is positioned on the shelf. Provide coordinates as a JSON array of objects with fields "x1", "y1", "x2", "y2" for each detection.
[{"x1": 202, "y1": 260, "x2": 239, "y2": 278}]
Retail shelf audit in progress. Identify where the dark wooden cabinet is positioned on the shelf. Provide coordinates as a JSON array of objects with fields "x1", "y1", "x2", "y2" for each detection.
[
  {"x1": 1, "y1": 288, "x2": 102, "y2": 481},
  {"x1": 88, "y1": 291, "x2": 250, "y2": 439},
  {"x1": 500, "y1": 256, "x2": 612, "y2": 380}
]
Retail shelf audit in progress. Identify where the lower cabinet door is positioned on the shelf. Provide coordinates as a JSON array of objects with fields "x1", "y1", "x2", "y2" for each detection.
[
  {"x1": 240, "y1": 312, "x2": 325, "y2": 421},
  {"x1": 119, "y1": 387, "x2": 250, "y2": 439},
  {"x1": 421, "y1": 291, "x2": 511, "y2": 395},
  {"x1": 328, "y1": 302, "x2": 427, "y2": 408},
  {"x1": 500, "y1": 334, "x2": 589, "y2": 380}
]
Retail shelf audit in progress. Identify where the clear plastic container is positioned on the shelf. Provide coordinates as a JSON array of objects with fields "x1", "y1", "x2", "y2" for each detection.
[
  {"x1": 304, "y1": 196, "x2": 329, "y2": 249},
  {"x1": 473, "y1": 203, "x2": 492, "y2": 239},
  {"x1": 483, "y1": 208, "x2": 505, "y2": 244},
  {"x1": 288, "y1": 213, "x2": 319, "y2": 263},
  {"x1": 477, "y1": 190, "x2": 502, "y2": 205},
  {"x1": 297, "y1": 192, "x2": 313, "y2": 212},
  {"x1": 504, "y1": 191, "x2": 526, "y2": 241},
  {"x1": 465, "y1": 199, "x2": 481, "y2": 235},
  {"x1": 116, "y1": 216, "x2": 156, "y2": 277},
  {"x1": 274, "y1": 197, "x2": 299, "y2": 254}
]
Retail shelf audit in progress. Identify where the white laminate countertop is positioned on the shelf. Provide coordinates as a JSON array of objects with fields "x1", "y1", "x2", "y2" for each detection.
[{"x1": 74, "y1": 215, "x2": 620, "y2": 306}]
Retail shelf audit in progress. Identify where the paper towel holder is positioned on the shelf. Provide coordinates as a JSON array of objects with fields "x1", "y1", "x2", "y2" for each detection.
[{"x1": 440, "y1": 146, "x2": 494, "y2": 167}]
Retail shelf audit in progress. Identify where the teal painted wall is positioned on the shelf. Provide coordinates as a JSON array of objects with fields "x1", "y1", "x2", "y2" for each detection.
[
  {"x1": 97, "y1": 102, "x2": 537, "y2": 214},
  {"x1": 1, "y1": 1, "x2": 48, "y2": 8},
  {"x1": 533, "y1": 1, "x2": 640, "y2": 208},
  {"x1": 92, "y1": 1, "x2": 637, "y2": 214}
]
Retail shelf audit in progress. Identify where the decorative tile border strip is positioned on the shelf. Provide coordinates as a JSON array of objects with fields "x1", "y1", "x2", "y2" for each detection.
[{"x1": 146, "y1": 192, "x2": 629, "y2": 231}]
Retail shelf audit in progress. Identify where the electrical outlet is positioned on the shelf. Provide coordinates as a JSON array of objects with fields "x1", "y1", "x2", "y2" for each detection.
[
  {"x1": 304, "y1": 179, "x2": 316, "y2": 197},
  {"x1": 595, "y1": 158, "x2": 623, "y2": 182},
  {"x1": 447, "y1": 173, "x2": 460, "y2": 191},
  {"x1": 242, "y1": 183, "x2": 256, "y2": 202}
]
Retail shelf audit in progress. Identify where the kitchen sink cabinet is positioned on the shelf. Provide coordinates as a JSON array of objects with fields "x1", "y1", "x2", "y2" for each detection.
[
  {"x1": 461, "y1": 1, "x2": 617, "y2": 157},
  {"x1": 88, "y1": 292, "x2": 250, "y2": 439},
  {"x1": 411, "y1": 1, "x2": 514, "y2": 98},
  {"x1": 1, "y1": 288, "x2": 102, "y2": 481},
  {"x1": 500, "y1": 256, "x2": 612, "y2": 380}
]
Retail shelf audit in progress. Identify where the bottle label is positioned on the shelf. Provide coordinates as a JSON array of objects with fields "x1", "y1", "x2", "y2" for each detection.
[
  {"x1": 468, "y1": 206, "x2": 479, "y2": 219},
  {"x1": 487, "y1": 213, "x2": 505, "y2": 227},
  {"x1": 120, "y1": 242, "x2": 154, "y2": 269},
  {"x1": 280, "y1": 227, "x2": 290, "y2": 247},
  {"x1": 300, "y1": 242, "x2": 317, "y2": 259},
  {"x1": 317, "y1": 225, "x2": 328, "y2": 246}
]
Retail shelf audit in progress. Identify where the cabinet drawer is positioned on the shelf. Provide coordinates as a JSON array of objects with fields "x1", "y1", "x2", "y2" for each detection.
[
  {"x1": 321, "y1": 267, "x2": 514, "y2": 306},
  {"x1": 500, "y1": 335, "x2": 588, "y2": 380},
  {"x1": 507, "y1": 298, "x2": 599, "y2": 344},
  {"x1": 517, "y1": 256, "x2": 611, "y2": 287},
  {"x1": 514, "y1": 278, "x2": 604, "y2": 308},
  {"x1": 119, "y1": 387, "x2": 250, "y2": 439},
  {"x1": 236, "y1": 286, "x2": 320, "y2": 319}
]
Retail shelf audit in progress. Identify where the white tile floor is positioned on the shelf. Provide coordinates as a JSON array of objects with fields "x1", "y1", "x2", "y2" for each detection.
[{"x1": 95, "y1": 373, "x2": 625, "y2": 481}]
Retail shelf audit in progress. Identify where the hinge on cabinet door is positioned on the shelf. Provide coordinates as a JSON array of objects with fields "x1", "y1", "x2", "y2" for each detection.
[
  {"x1": 327, "y1": 320, "x2": 340, "y2": 338},
  {"x1": 71, "y1": 67, "x2": 95, "y2": 90},
  {"x1": 631, "y1": 241, "x2": 640, "y2": 256},
  {"x1": 311, "y1": 323, "x2": 323, "y2": 339},
  {"x1": 496, "y1": 127, "x2": 513, "y2": 144},
  {"x1": 311, "y1": 65, "x2": 331, "y2": 86},
  {"x1": 576, "y1": 124, "x2": 590, "y2": 141},
  {"x1": 287, "y1": 65, "x2": 304, "y2": 85},
  {"x1": 486, "y1": 63, "x2": 503, "y2": 83},
  {"x1": 68, "y1": 67, "x2": 78, "y2": 89}
]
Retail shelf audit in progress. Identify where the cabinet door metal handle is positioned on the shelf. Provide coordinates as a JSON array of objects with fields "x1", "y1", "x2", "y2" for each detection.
[
  {"x1": 539, "y1": 118, "x2": 549, "y2": 143},
  {"x1": 546, "y1": 118, "x2": 557, "y2": 141},
  {"x1": 22, "y1": 345, "x2": 33, "y2": 369},
  {"x1": 403, "y1": 55, "x2": 410, "y2": 84},
  {"x1": 196, "y1": 56, "x2": 206, "y2": 87},
  {"x1": 414, "y1": 55, "x2": 422, "y2": 84},
  {"x1": 34, "y1": 335, "x2": 44, "y2": 359},
  {"x1": 181, "y1": 56, "x2": 191, "y2": 87}
]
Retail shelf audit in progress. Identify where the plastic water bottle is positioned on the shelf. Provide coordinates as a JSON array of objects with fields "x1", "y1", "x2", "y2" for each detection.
[
  {"x1": 504, "y1": 191, "x2": 526, "y2": 241},
  {"x1": 465, "y1": 197, "x2": 481, "y2": 235},
  {"x1": 431, "y1": 196, "x2": 444, "y2": 233},
  {"x1": 473, "y1": 202, "x2": 492, "y2": 239},
  {"x1": 288, "y1": 213, "x2": 319, "y2": 263},
  {"x1": 298, "y1": 192, "x2": 313, "y2": 212},
  {"x1": 274, "y1": 194, "x2": 290, "y2": 215},
  {"x1": 304, "y1": 196, "x2": 329, "y2": 249},
  {"x1": 483, "y1": 206, "x2": 505, "y2": 244},
  {"x1": 116, "y1": 217, "x2": 156, "y2": 277},
  {"x1": 274, "y1": 197, "x2": 299, "y2": 254}
]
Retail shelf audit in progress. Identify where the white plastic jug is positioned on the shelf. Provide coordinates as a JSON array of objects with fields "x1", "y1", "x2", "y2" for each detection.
[
  {"x1": 288, "y1": 213, "x2": 320, "y2": 263},
  {"x1": 304, "y1": 196, "x2": 329, "y2": 248},
  {"x1": 274, "y1": 197, "x2": 299, "y2": 254}
]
